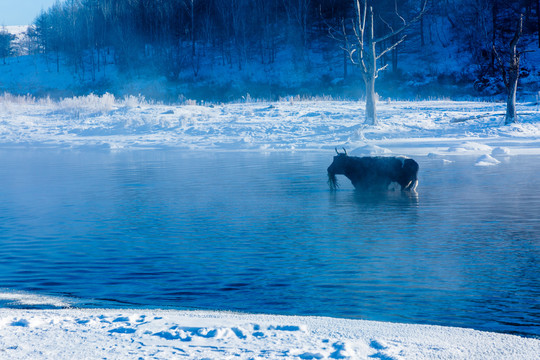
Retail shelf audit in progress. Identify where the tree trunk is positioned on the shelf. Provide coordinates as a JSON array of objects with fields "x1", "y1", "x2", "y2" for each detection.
[
  {"x1": 191, "y1": 1, "x2": 195, "y2": 58},
  {"x1": 364, "y1": 6, "x2": 378, "y2": 125},
  {"x1": 391, "y1": 17, "x2": 398, "y2": 73},
  {"x1": 364, "y1": 75, "x2": 377, "y2": 125},
  {"x1": 392, "y1": 39, "x2": 398, "y2": 73},
  {"x1": 505, "y1": 69, "x2": 518, "y2": 124},
  {"x1": 537, "y1": 0, "x2": 540, "y2": 48},
  {"x1": 504, "y1": 15, "x2": 523, "y2": 125},
  {"x1": 343, "y1": 49, "x2": 348, "y2": 79},
  {"x1": 420, "y1": 17, "x2": 425, "y2": 47},
  {"x1": 491, "y1": 2, "x2": 497, "y2": 72}
]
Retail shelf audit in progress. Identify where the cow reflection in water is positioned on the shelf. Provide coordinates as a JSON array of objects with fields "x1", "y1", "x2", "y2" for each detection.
[{"x1": 327, "y1": 149, "x2": 419, "y2": 192}]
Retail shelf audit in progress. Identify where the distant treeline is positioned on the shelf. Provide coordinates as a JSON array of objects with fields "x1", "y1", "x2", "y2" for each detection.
[{"x1": 5, "y1": 0, "x2": 540, "y2": 97}]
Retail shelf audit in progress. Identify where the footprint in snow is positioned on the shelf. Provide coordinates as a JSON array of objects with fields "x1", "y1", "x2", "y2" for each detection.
[
  {"x1": 369, "y1": 339, "x2": 395, "y2": 360},
  {"x1": 267, "y1": 325, "x2": 305, "y2": 332},
  {"x1": 231, "y1": 327, "x2": 248, "y2": 339},
  {"x1": 10, "y1": 319, "x2": 30, "y2": 327},
  {"x1": 152, "y1": 326, "x2": 248, "y2": 341},
  {"x1": 330, "y1": 341, "x2": 354, "y2": 359},
  {"x1": 297, "y1": 352, "x2": 324, "y2": 359},
  {"x1": 153, "y1": 329, "x2": 192, "y2": 341},
  {"x1": 108, "y1": 326, "x2": 136, "y2": 334},
  {"x1": 370, "y1": 340, "x2": 389, "y2": 350},
  {"x1": 112, "y1": 316, "x2": 130, "y2": 323}
]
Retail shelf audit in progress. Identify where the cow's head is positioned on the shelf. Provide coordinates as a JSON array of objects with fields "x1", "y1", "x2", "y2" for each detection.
[{"x1": 327, "y1": 148, "x2": 348, "y2": 190}]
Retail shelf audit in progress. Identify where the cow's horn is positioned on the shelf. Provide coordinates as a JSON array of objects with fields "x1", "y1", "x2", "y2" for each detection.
[
  {"x1": 335, "y1": 147, "x2": 339, "y2": 154},
  {"x1": 342, "y1": 147, "x2": 347, "y2": 155}
]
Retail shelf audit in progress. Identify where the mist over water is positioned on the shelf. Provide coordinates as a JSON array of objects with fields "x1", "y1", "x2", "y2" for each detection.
[{"x1": 0, "y1": 149, "x2": 538, "y2": 338}]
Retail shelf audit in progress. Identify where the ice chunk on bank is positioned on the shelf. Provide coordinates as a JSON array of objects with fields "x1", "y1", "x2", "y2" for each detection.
[
  {"x1": 351, "y1": 144, "x2": 392, "y2": 156},
  {"x1": 491, "y1": 147, "x2": 511, "y2": 157},
  {"x1": 448, "y1": 142, "x2": 492, "y2": 154},
  {"x1": 475, "y1": 154, "x2": 500, "y2": 166},
  {"x1": 427, "y1": 153, "x2": 454, "y2": 164}
]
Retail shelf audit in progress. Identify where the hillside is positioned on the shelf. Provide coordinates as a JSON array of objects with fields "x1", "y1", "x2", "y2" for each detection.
[{"x1": 1, "y1": 0, "x2": 539, "y2": 103}]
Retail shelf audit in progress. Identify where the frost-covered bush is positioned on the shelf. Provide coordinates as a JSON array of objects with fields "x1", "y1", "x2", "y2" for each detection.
[
  {"x1": 0, "y1": 93, "x2": 36, "y2": 105},
  {"x1": 121, "y1": 94, "x2": 147, "y2": 109},
  {"x1": 0, "y1": 93, "x2": 45, "y2": 113},
  {"x1": 58, "y1": 93, "x2": 116, "y2": 114},
  {"x1": 177, "y1": 94, "x2": 197, "y2": 105}
]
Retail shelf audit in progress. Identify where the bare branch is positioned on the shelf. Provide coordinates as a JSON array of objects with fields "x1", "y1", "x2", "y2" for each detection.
[
  {"x1": 395, "y1": 0, "x2": 406, "y2": 26},
  {"x1": 356, "y1": 0, "x2": 366, "y2": 34},
  {"x1": 348, "y1": 48, "x2": 361, "y2": 66},
  {"x1": 377, "y1": 35, "x2": 406, "y2": 60},
  {"x1": 351, "y1": 18, "x2": 368, "y2": 74},
  {"x1": 373, "y1": 0, "x2": 428, "y2": 44},
  {"x1": 510, "y1": 15, "x2": 523, "y2": 50},
  {"x1": 493, "y1": 45, "x2": 509, "y2": 88},
  {"x1": 378, "y1": 14, "x2": 394, "y2": 33},
  {"x1": 327, "y1": 18, "x2": 345, "y2": 43},
  {"x1": 352, "y1": 18, "x2": 363, "y2": 48},
  {"x1": 328, "y1": 17, "x2": 362, "y2": 70},
  {"x1": 375, "y1": 63, "x2": 389, "y2": 78}
]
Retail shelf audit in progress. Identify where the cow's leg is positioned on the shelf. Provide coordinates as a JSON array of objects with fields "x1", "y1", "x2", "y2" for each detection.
[
  {"x1": 401, "y1": 179, "x2": 418, "y2": 192},
  {"x1": 401, "y1": 180, "x2": 412, "y2": 191},
  {"x1": 405, "y1": 180, "x2": 418, "y2": 192}
]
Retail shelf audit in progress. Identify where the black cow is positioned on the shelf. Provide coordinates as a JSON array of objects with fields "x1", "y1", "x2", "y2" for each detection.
[{"x1": 327, "y1": 149, "x2": 419, "y2": 192}]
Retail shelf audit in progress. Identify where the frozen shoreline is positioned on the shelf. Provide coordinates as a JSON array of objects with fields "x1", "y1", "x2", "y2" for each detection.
[
  {"x1": 1, "y1": 308, "x2": 539, "y2": 359},
  {"x1": 1, "y1": 96, "x2": 539, "y2": 156}
]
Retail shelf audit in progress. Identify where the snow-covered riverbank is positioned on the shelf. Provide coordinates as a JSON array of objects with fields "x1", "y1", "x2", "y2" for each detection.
[
  {"x1": 1, "y1": 308, "x2": 539, "y2": 360},
  {"x1": 1, "y1": 95, "x2": 539, "y2": 156}
]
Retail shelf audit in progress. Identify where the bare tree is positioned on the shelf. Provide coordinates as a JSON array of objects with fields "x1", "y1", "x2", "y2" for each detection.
[
  {"x1": 494, "y1": 15, "x2": 524, "y2": 125},
  {"x1": 0, "y1": 28, "x2": 15, "y2": 65},
  {"x1": 537, "y1": 0, "x2": 540, "y2": 47},
  {"x1": 332, "y1": 0, "x2": 427, "y2": 125},
  {"x1": 184, "y1": 0, "x2": 196, "y2": 58},
  {"x1": 282, "y1": 0, "x2": 312, "y2": 51}
]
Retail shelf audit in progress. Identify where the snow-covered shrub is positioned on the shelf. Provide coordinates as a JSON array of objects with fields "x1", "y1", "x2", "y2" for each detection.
[
  {"x1": 121, "y1": 94, "x2": 147, "y2": 109},
  {"x1": 58, "y1": 93, "x2": 116, "y2": 114},
  {"x1": 177, "y1": 94, "x2": 197, "y2": 105},
  {"x1": 0, "y1": 92, "x2": 36, "y2": 105}
]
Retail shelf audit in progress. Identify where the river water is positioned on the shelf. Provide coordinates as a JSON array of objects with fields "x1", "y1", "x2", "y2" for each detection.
[{"x1": 0, "y1": 149, "x2": 538, "y2": 337}]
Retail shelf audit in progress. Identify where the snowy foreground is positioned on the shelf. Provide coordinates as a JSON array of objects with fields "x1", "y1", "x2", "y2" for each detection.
[
  {"x1": 1, "y1": 308, "x2": 539, "y2": 360},
  {"x1": 1, "y1": 95, "x2": 539, "y2": 359}
]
